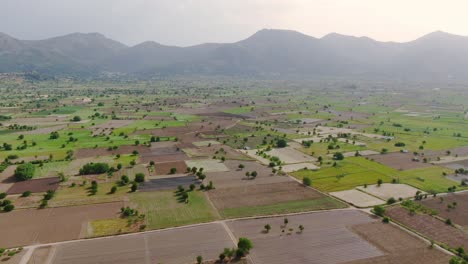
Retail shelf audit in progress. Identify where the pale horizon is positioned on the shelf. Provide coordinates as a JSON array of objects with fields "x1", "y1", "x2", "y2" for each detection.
[{"x1": 2, "y1": 0, "x2": 468, "y2": 46}]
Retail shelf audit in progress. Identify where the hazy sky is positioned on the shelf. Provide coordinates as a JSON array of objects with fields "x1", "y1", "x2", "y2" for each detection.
[{"x1": 2, "y1": 0, "x2": 468, "y2": 46}]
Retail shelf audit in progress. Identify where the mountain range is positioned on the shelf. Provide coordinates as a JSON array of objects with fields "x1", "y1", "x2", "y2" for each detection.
[{"x1": 1, "y1": 29, "x2": 468, "y2": 80}]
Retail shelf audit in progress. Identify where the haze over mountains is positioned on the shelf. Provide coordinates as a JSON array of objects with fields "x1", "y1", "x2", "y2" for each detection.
[{"x1": 1, "y1": 29, "x2": 468, "y2": 80}]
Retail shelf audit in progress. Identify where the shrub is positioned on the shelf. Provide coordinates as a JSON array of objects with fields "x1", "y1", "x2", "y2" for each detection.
[
  {"x1": 387, "y1": 197, "x2": 396, "y2": 204},
  {"x1": 333, "y1": 152, "x2": 344, "y2": 160},
  {"x1": 302, "y1": 176, "x2": 312, "y2": 186},
  {"x1": 0, "y1": 192, "x2": 6, "y2": 199},
  {"x1": 131, "y1": 182, "x2": 138, "y2": 192},
  {"x1": 14, "y1": 163, "x2": 35, "y2": 181},
  {"x1": 373, "y1": 205, "x2": 385, "y2": 216},
  {"x1": 3, "y1": 204, "x2": 14, "y2": 212},
  {"x1": 276, "y1": 139, "x2": 287, "y2": 148},
  {"x1": 134, "y1": 173, "x2": 145, "y2": 183},
  {"x1": 21, "y1": 191, "x2": 31, "y2": 197},
  {"x1": 79, "y1": 162, "x2": 109, "y2": 175}
]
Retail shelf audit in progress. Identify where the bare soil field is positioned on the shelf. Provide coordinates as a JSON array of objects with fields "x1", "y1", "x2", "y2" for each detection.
[
  {"x1": 192, "y1": 140, "x2": 221, "y2": 147},
  {"x1": 205, "y1": 160, "x2": 290, "y2": 188},
  {"x1": 185, "y1": 159, "x2": 229, "y2": 172},
  {"x1": 226, "y1": 210, "x2": 383, "y2": 264},
  {"x1": 140, "y1": 152, "x2": 188, "y2": 163},
  {"x1": 208, "y1": 181, "x2": 324, "y2": 209},
  {"x1": 0, "y1": 165, "x2": 16, "y2": 192},
  {"x1": 418, "y1": 192, "x2": 468, "y2": 228},
  {"x1": 75, "y1": 145, "x2": 150, "y2": 159},
  {"x1": 446, "y1": 173, "x2": 468, "y2": 184},
  {"x1": 50, "y1": 223, "x2": 235, "y2": 264},
  {"x1": 139, "y1": 175, "x2": 199, "y2": 191},
  {"x1": 330, "y1": 189, "x2": 384, "y2": 208},
  {"x1": 183, "y1": 145, "x2": 252, "y2": 160},
  {"x1": 441, "y1": 159, "x2": 468, "y2": 171},
  {"x1": 347, "y1": 221, "x2": 452, "y2": 264},
  {"x1": 369, "y1": 152, "x2": 433, "y2": 170},
  {"x1": 7, "y1": 177, "x2": 60, "y2": 194},
  {"x1": 356, "y1": 183, "x2": 423, "y2": 200},
  {"x1": 245, "y1": 147, "x2": 315, "y2": 165},
  {"x1": 280, "y1": 162, "x2": 319, "y2": 172},
  {"x1": 0, "y1": 202, "x2": 123, "y2": 248},
  {"x1": 386, "y1": 206, "x2": 468, "y2": 249},
  {"x1": 154, "y1": 160, "x2": 187, "y2": 175}
]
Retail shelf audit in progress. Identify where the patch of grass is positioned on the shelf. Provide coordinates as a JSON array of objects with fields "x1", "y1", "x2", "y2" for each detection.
[
  {"x1": 88, "y1": 218, "x2": 136, "y2": 237},
  {"x1": 130, "y1": 190, "x2": 219, "y2": 229},
  {"x1": 50, "y1": 182, "x2": 128, "y2": 207},
  {"x1": 291, "y1": 157, "x2": 397, "y2": 192},
  {"x1": 400, "y1": 200, "x2": 438, "y2": 215},
  {"x1": 221, "y1": 197, "x2": 346, "y2": 218},
  {"x1": 398, "y1": 166, "x2": 463, "y2": 193}
]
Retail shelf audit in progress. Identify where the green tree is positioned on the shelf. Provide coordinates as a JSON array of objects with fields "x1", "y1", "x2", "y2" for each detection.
[
  {"x1": 131, "y1": 182, "x2": 138, "y2": 192},
  {"x1": 276, "y1": 139, "x2": 287, "y2": 148},
  {"x1": 333, "y1": 152, "x2": 344, "y2": 160},
  {"x1": 237, "y1": 237, "x2": 253, "y2": 253},
  {"x1": 14, "y1": 163, "x2": 35, "y2": 181},
  {"x1": 134, "y1": 173, "x2": 145, "y2": 183},
  {"x1": 373, "y1": 205, "x2": 385, "y2": 216},
  {"x1": 303, "y1": 177, "x2": 312, "y2": 186},
  {"x1": 196, "y1": 255, "x2": 203, "y2": 264}
]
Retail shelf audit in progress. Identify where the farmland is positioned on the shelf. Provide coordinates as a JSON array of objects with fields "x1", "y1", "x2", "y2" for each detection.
[{"x1": 0, "y1": 76, "x2": 466, "y2": 263}]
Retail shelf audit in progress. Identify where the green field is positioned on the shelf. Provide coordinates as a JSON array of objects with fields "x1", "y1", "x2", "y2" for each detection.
[
  {"x1": 291, "y1": 157, "x2": 397, "y2": 192},
  {"x1": 130, "y1": 190, "x2": 219, "y2": 229}
]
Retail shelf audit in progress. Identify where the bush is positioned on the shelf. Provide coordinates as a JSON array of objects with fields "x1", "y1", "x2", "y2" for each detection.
[
  {"x1": 373, "y1": 205, "x2": 385, "y2": 216},
  {"x1": 21, "y1": 191, "x2": 31, "y2": 197},
  {"x1": 302, "y1": 177, "x2": 312, "y2": 186},
  {"x1": 3, "y1": 204, "x2": 14, "y2": 212},
  {"x1": 14, "y1": 163, "x2": 35, "y2": 181},
  {"x1": 134, "y1": 173, "x2": 145, "y2": 183},
  {"x1": 79, "y1": 162, "x2": 109, "y2": 175},
  {"x1": 333, "y1": 152, "x2": 344, "y2": 160},
  {"x1": 131, "y1": 182, "x2": 138, "y2": 192},
  {"x1": 0, "y1": 192, "x2": 6, "y2": 199},
  {"x1": 382, "y1": 217, "x2": 390, "y2": 223},
  {"x1": 276, "y1": 139, "x2": 287, "y2": 148},
  {"x1": 387, "y1": 197, "x2": 396, "y2": 204},
  {"x1": 110, "y1": 186, "x2": 117, "y2": 194}
]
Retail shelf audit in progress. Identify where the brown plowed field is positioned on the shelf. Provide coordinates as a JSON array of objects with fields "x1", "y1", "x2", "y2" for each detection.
[
  {"x1": 347, "y1": 221, "x2": 452, "y2": 264},
  {"x1": 7, "y1": 177, "x2": 60, "y2": 194},
  {"x1": 139, "y1": 153, "x2": 188, "y2": 163},
  {"x1": 418, "y1": 192, "x2": 468, "y2": 228},
  {"x1": 0, "y1": 202, "x2": 123, "y2": 248},
  {"x1": 75, "y1": 145, "x2": 151, "y2": 158},
  {"x1": 208, "y1": 181, "x2": 324, "y2": 209},
  {"x1": 51, "y1": 223, "x2": 234, "y2": 264},
  {"x1": 205, "y1": 160, "x2": 289, "y2": 188},
  {"x1": 369, "y1": 152, "x2": 433, "y2": 170},
  {"x1": 386, "y1": 206, "x2": 468, "y2": 249},
  {"x1": 154, "y1": 161, "x2": 188, "y2": 175},
  {"x1": 226, "y1": 210, "x2": 383, "y2": 264}
]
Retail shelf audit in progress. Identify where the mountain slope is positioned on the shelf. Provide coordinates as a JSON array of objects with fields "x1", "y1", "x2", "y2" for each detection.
[{"x1": 1, "y1": 29, "x2": 468, "y2": 80}]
